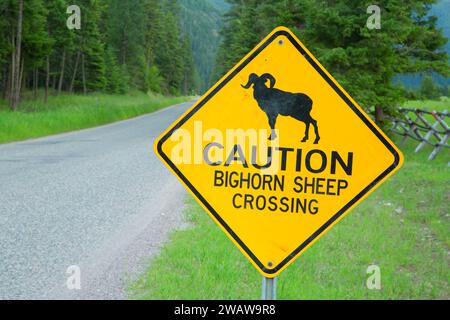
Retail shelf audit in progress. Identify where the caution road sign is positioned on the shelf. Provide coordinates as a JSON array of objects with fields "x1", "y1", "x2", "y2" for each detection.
[{"x1": 154, "y1": 27, "x2": 403, "y2": 278}]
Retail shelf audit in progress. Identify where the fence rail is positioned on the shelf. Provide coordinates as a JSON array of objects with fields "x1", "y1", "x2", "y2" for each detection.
[{"x1": 388, "y1": 107, "x2": 449, "y2": 161}]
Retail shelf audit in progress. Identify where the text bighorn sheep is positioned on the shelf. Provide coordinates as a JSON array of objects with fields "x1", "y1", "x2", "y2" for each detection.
[{"x1": 241, "y1": 73, "x2": 320, "y2": 144}]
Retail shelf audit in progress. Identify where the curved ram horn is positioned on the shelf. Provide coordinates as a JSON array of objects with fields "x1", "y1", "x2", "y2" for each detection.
[
  {"x1": 241, "y1": 73, "x2": 259, "y2": 89},
  {"x1": 260, "y1": 73, "x2": 276, "y2": 88}
]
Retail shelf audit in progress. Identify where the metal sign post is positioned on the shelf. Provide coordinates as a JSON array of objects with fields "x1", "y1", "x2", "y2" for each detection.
[{"x1": 261, "y1": 277, "x2": 277, "y2": 300}]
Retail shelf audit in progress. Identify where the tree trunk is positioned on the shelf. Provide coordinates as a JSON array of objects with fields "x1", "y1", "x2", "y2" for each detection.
[
  {"x1": 1, "y1": 66, "x2": 5, "y2": 99},
  {"x1": 45, "y1": 55, "x2": 50, "y2": 103},
  {"x1": 375, "y1": 105, "x2": 384, "y2": 124},
  {"x1": 9, "y1": 31, "x2": 16, "y2": 109},
  {"x1": 57, "y1": 49, "x2": 66, "y2": 95},
  {"x1": 183, "y1": 73, "x2": 188, "y2": 96},
  {"x1": 52, "y1": 73, "x2": 57, "y2": 90},
  {"x1": 33, "y1": 69, "x2": 38, "y2": 100},
  {"x1": 32, "y1": 69, "x2": 35, "y2": 97},
  {"x1": 19, "y1": 57, "x2": 24, "y2": 98},
  {"x1": 81, "y1": 53, "x2": 87, "y2": 94},
  {"x1": 10, "y1": 0, "x2": 23, "y2": 111},
  {"x1": 69, "y1": 51, "x2": 80, "y2": 93},
  {"x1": 3, "y1": 64, "x2": 11, "y2": 100}
]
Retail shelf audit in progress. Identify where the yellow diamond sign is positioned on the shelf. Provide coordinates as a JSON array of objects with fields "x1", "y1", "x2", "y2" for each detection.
[{"x1": 154, "y1": 27, "x2": 403, "y2": 278}]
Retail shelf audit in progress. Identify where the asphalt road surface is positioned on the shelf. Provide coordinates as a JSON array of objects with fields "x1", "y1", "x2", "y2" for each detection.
[{"x1": 0, "y1": 101, "x2": 194, "y2": 299}]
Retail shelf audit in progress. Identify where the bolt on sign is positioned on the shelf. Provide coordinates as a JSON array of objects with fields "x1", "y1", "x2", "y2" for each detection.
[{"x1": 154, "y1": 27, "x2": 403, "y2": 278}]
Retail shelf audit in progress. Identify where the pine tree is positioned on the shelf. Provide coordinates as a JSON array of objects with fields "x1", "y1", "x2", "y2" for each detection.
[
  {"x1": 298, "y1": 0, "x2": 449, "y2": 120},
  {"x1": 158, "y1": 0, "x2": 185, "y2": 94},
  {"x1": 0, "y1": 1, "x2": 11, "y2": 92},
  {"x1": 45, "y1": 0, "x2": 75, "y2": 95},
  {"x1": 77, "y1": 0, "x2": 107, "y2": 92},
  {"x1": 420, "y1": 75, "x2": 442, "y2": 99},
  {"x1": 142, "y1": 0, "x2": 165, "y2": 93},
  {"x1": 5, "y1": 0, "x2": 24, "y2": 110},
  {"x1": 1, "y1": 0, "x2": 51, "y2": 108},
  {"x1": 104, "y1": 46, "x2": 129, "y2": 94},
  {"x1": 105, "y1": 0, "x2": 147, "y2": 91},
  {"x1": 216, "y1": 0, "x2": 449, "y2": 120},
  {"x1": 215, "y1": 0, "x2": 296, "y2": 77},
  {"x1": 180, "y1": 36, "x2": 200, "y2": 95},
  {"x1": 0, "y1": 0, "x2": 206, "y2": 102}
]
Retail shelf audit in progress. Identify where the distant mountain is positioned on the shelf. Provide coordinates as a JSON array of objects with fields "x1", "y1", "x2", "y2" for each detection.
[
  {"x1": 208, "y1": 0, "x2": 230, "y2": 12},
  {"x1": 179, "y1": 0, "x2": 229, "y2": 92}
]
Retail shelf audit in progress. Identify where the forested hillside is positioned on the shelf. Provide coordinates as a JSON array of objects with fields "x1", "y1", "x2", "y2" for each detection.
[
  {"x1": 0, "y1": 0, "x2": 198, "y2": 111},
  {"x1": 215, "y1": 0, "x2": 449, "y2": 118},
  {"x1": 179, "y1": 0, "x2": 228, "y2": 91},
  {"x1": 209, "y1": 0, "x2": 230, "y2": 12},
  {"x1": 1, "y1": 0, "x2": 448, "y2": 112}
]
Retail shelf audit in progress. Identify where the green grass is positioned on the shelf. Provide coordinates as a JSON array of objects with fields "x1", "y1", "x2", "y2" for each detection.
[
  {"x1": 404, "y1": 97, "x2": 449, "y2": 112},
  {"x1": 0, "y1": 92, "x2": 191, "y2": 144},
  {"x1": 129, "y1": 140, "x2": 449, "y2": 300}
]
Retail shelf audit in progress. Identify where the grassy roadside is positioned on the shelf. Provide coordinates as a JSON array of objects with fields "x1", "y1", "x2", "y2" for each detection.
[
  {"x1": 403, "y1": 97, "x2": 449, "y2": 112},
  {"x1": 0, "y1": 92, "x2": 191, "y2": 144},
  {"x1": 129, "y1": 138, "x2": 449, "y2": 300}
]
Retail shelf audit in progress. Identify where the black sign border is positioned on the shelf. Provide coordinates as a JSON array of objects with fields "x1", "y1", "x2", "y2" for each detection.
[{"x1": 157, "y1": 30, "x2": 401, "y2": 275}]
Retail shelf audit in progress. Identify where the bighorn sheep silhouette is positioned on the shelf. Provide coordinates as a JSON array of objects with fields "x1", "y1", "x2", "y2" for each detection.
[{"x1": 242, "y1": 73, "x2": 320, "y2": 144}]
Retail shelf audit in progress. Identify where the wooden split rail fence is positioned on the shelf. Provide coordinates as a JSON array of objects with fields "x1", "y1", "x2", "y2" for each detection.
[{"x1": 388, "y1": 107, "x2": 449, "y2": 161}]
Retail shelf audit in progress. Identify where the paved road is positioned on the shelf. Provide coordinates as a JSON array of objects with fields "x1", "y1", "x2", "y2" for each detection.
[{"x1": 0, "y1": 101, "x2": 193, "y2": 299}]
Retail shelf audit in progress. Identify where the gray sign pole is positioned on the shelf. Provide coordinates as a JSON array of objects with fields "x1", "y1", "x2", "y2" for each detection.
[{"x1": 261, "y1": 277, "x2": 277, "y2": 300}]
